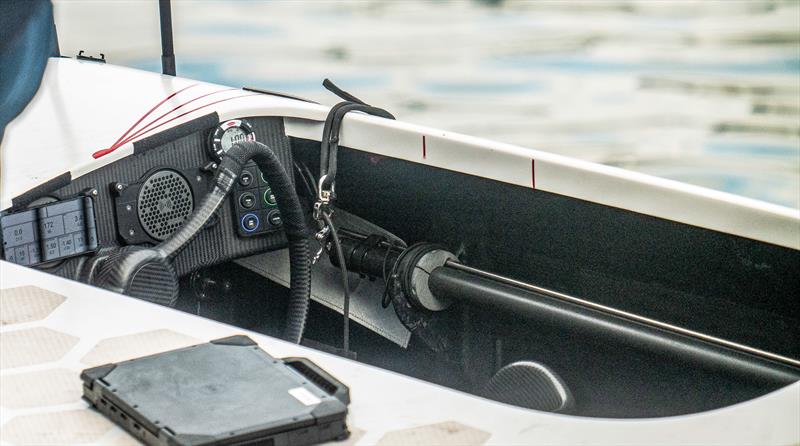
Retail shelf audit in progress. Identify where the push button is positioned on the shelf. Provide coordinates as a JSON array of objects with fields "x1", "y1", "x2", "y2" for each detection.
[
  {"x1": 239, "y1": 170, "x2": 254, "y2": 188},
  {"x1": 241, "y1": 213, "x2": 259, "y2": 233},
  {"x1": 267, "y1": 211, "x2": 282, "y2": 226},
  {"x1": 14, "y1": 246, "x2": 29, "y2": 265},
  {"x1": 239, "y1": 192, "x2": 256, "y2": 209},
  {"x1": 263, "y1": 188, "x2": 276, "y2": 206}
]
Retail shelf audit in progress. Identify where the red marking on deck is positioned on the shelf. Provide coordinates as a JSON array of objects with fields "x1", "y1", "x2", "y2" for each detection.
[
  {"x1": 93, "y1": 84, "x2": 200, "y2": 158},
  {"x1": 531, "y1": 159, "x2": 536, "y2": 189},
  {"x1": 422, "y1": 135, "x2": 427, "y2": 159},
  {"x1": 119, "y1": 88, "x2": 237, "y2": 147},
  {"x1": 117, "y1": 93, "x2": 261, "y2": 145}
]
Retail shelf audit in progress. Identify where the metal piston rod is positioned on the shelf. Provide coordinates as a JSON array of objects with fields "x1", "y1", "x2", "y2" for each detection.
[{"x1": 437, "y1": 259, "x2": 800, "y2": 371}]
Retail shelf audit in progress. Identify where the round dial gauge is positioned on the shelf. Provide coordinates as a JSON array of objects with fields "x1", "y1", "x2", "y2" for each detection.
[{"x1": 208, "y1": 119, "x2": 256, "y2": 160}]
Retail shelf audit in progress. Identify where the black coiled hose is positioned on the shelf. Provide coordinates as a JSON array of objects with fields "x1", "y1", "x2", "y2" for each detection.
[{"x1": 219, "y1": 141, "x2": 311, "y2": 344}]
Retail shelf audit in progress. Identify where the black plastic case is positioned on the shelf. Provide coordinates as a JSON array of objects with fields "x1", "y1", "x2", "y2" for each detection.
[{"x1": 81, "y1": 335, "x2": 350, "y2": 446}]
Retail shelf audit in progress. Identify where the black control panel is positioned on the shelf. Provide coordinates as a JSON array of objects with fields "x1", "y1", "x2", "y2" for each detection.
[
  {"x1": 232, "y1": 161, "x2": 282, "y2": 237},
  {"x1": 1, "y1": 196, "x2": 98, "y2": 266}
]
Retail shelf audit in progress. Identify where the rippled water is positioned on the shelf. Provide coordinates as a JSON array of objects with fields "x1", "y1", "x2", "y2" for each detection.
[{"x1": 54, "y1": 0, "x2": 800, "y2": 209}]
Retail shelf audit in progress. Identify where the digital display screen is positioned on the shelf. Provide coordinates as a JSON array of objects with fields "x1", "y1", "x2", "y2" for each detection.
[{"x1": 221, "y1": 127, "x2": 248, "y2": 152}]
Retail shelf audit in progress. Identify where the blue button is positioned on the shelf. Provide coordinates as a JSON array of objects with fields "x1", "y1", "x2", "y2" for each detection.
[{"x1": 241, "y1": 213, "x2": 259, "y2": 233}]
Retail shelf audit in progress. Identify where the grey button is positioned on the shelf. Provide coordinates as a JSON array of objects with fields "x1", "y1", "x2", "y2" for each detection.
[
  {"x1": 2, "y1": 221, "x2": 36, "y2": 248},
  {"x1": 43, "y1": 238, "x2": 59, "y2": 260},
  {"x1": 15, "y1": 246, "x2": 29, "y2": 265},
  {"x1": 63, "y1": 211, "x2": 84, "y2": 233},
  {"x1": 1, "y1": 209, "x2": 36, "y2": 226},
  {"x1": 4, "y1": 248, "x2": 16, "y2": 263},
  {"x1": 59, "y1": 234, "x2": 75, "y2": 256},
  {"x1": 40, "y1": 216, "x2": 65, "y2": 238},
  {"x1": 42, "y1": 198, "x2": 82, "y2": 217},
  {"x1": 28, "y1": 244, "x2": 41, "y2": 264},
  {"x1": 73, "y1": 232, "x2": 86, "y2": 252}
]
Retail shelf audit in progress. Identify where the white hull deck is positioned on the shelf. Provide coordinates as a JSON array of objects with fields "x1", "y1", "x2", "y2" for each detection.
[{"x1": 1, "y1": 261, "x2": 799, "y2": 445}]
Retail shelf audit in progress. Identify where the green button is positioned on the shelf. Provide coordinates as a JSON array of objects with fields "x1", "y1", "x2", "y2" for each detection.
[{"x1": 263, "y1": 188, "x2": 276, "y2": 206}]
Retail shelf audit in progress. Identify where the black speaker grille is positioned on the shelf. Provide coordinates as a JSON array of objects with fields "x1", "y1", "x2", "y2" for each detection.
[{"x1": 137, "y1": 170, "x2": 194, "y2": 241}]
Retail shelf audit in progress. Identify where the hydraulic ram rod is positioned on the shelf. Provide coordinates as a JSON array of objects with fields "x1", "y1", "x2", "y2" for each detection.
[{"x1": 434, "y1": 260, "x2": 800, "y2": 372}]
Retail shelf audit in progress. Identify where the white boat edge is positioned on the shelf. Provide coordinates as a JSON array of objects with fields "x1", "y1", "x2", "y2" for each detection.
[{"x1": 2, "y1": 58, "x2": 798, "y2": 250}]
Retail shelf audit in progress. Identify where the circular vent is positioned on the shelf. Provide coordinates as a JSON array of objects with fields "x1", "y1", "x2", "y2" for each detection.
[{"x1": 137, "y1": 170, "x2": 194, "y2": 241}]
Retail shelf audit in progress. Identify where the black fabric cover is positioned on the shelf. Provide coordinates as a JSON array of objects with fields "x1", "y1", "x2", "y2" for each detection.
[{"x1": 0, "y1": 0, "x2": 59, "y2": 142}]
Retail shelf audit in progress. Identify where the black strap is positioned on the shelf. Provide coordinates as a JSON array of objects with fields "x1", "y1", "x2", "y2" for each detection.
[
  {"x1": 319, "y1": 102, "x2": 395, "y2": 197},
  {"x1": 318, "y1": 78, "x2": 395, "y2": 194},
  {"x1": 323, "y1": 78, "x2": 367, "y2": 105},
  {"x1": 313, "y1": 80, "x2": 395, "y2": 355}
]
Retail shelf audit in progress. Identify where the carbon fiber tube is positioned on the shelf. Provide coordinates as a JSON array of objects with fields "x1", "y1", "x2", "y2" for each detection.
[
  {"x1": 220, "y1": 141, "x2": 311, "y2": 344},
  {"x1": 428, "y1": 266, "x2": 800, "y2": 383}
]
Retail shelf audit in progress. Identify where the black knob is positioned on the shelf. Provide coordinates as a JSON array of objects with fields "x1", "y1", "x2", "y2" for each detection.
[{"x1": 239, "y1": 192, "x2": 256, "y2": 209}]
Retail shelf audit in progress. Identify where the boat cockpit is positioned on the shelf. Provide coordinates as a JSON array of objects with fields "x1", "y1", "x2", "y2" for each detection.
[{"x1": 2, "y1": 56, "x2": 799, "y2": 421}]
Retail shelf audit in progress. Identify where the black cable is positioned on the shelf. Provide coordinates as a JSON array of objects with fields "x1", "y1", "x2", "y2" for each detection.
[
  {"x1": 293, "y1": 161, "x2": 316, "y2": 202},
  {"x1": 297, "y1": 160, "x2": 319, "y2": 195},
  {"x1": 321, "y1": 211, "x2": 350, "y2": 352}
]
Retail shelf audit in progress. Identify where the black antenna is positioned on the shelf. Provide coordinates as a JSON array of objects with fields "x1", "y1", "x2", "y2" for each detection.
[{"x1": 159, "y1": 0, "x2": 176, "y2": 76}]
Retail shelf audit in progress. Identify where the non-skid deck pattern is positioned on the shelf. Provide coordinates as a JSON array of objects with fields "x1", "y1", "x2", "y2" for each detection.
[{"x1": 0, "y1": 260, "x2": 799, "y2": 445}]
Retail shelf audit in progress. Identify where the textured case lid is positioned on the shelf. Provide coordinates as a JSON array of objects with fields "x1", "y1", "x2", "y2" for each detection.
[{"x1": 82, "y1": 335, "x2": 348, "y2": 446}]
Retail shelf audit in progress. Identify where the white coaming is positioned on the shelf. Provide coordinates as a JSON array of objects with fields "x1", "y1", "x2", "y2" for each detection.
[
  {"x1": 0, "y1": 58, "x2": 327, "y2": 209},
  {"x1": 1, "y1": 58, "x2": 798, "y2": 249}
]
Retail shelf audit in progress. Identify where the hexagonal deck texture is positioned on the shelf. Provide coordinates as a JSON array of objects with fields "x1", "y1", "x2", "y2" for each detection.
[
  {"x1": 0, "y1": 368, "x2": 82, "y2": 409},
  {"x1": 377, "y1": 421, "x2": 490, "y2": 446},
  {"x1": 80, "y1": 328, "x2": 201, "y2": 367},
  {"x1": 0, "y1": 286, "x2": 66, "y2": 326},
  {"x1": 0, "y1": 409, "x2": 114, "y2": 445},
  {"x1": 0, "y1": 327, "x2": 79, "y2": 369}
]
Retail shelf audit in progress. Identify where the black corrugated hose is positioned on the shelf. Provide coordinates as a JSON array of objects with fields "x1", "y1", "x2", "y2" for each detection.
[{"x1": 219, "y1": 141, "x2": 312, "y2": 344}]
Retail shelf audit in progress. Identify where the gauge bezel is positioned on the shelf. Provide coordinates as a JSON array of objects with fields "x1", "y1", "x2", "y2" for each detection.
[{"x1": 207, "y1": 119, "x2": 256, "y2": 161}]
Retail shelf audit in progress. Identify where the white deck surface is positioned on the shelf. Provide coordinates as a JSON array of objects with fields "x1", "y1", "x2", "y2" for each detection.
[{"x1": 0, "y1": 260, "x2": 799, "y2": 445}]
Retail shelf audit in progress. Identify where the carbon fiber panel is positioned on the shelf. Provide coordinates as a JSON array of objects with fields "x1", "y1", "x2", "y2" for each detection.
[{"x1": 44, "y1": 117, "x2": 293, "y2": 279}]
